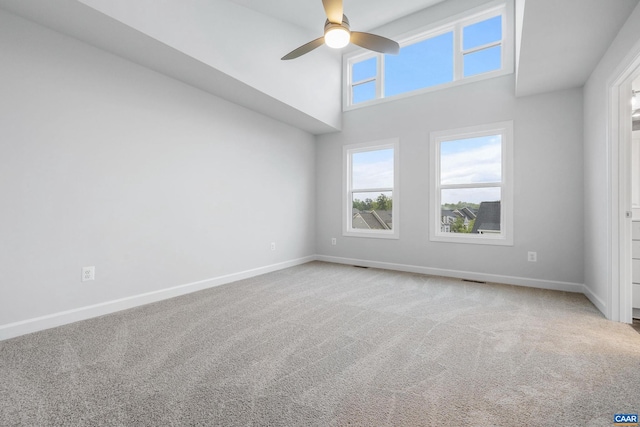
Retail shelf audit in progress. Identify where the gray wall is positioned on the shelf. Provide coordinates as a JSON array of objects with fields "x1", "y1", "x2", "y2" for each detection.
[
  {"x1": 0, "y1": 10, "x2": 316, "y2": 327},
  {"x1": 583, "y1": 2, "x2": 640, "y2": 315},
  {"x1": 316, "y1": 75, "x2": 585, "y2": 287}
]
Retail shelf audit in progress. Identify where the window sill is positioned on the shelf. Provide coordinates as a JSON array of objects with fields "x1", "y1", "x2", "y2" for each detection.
[
  {"x1": 430, "y1": 233, "x2": 513, "y2": 246},
  {"x1": 344, "y1": 230, "x2": 400, "y2": 240}
]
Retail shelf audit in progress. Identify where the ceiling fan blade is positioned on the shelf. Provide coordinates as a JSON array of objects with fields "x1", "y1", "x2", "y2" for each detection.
[
  {"x1": 351, "y1": 32, "x2": 400, "y2": 54},
  {"x1": 281, "y1": 36, "x2": 325, "y2": 60},
  {"x1": 322, "y1": 0, "x2": 343, "y2": 24}
]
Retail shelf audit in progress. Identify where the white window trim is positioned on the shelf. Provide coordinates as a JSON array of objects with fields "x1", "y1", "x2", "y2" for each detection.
[
  {"x1": 429, "y1": 121, "x2": 514, "y2": 246},
  {"x1": 343, "y1": 0, "x2": 514, "y2": 111},
  {"x1": 343, "y1": 139, "x2": 400, "y2": 239}
]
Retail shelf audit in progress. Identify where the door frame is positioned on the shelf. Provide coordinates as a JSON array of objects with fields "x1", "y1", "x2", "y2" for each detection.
[{"x1": 609, "y1": 54, "x2": 640, "y2": 323}]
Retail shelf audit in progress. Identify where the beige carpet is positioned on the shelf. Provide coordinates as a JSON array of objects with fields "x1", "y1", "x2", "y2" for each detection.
[{"x1": 1, "y1": 261, "x2": 639, "y2": 426}]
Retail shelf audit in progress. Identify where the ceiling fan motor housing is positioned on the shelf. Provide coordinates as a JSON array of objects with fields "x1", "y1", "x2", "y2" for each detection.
[
  {"x1": 324, "y1": 15, "x2": 351, "y2": 48},
  {"x1": 324, "y1": 15, "x2": 350, "y2": 32}
]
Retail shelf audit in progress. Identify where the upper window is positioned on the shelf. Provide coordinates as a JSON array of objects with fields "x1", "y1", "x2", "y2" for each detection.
[
  {"x1": 343, "y1": 139, "x2": 399, "y2": 239},
  {"x1": 430, "y1": 122, "x2": 513, "y2": 245},
  {"x1": 345, "y1": 3, "x2": 512, "y2": 109}
]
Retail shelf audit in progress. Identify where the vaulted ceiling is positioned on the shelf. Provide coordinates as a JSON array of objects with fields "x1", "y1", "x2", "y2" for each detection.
[{"x1": 0, "y1": 0, "x2": 638, "y2": 134}]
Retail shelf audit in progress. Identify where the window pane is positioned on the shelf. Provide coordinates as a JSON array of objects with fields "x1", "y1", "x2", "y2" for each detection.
[
  {"x1": 440, "y1": 188, "x2": 501, "y2": 234},
  {"x1": 352, "y1": 191, "x2": 393, "y2": 230},
  {"x1": 463, "y1": 45, "x2": 502, "y2": 77},
  {"x1": 352, "y1": 57, "x2": 377, "y2": 82},
  {"x1": 353, "y1": 81, "x2": 376, "y2": 104},
  {"x1": 352, "y1": 148, "x2": 394, "y2": 189},
  {"x1": 440, "y1": 135, "x2": 501, "y2": 185},
  {"x1": 463, "y1": 16, "x2": 502, "y2": 50},
  {"x1": 384, "y1": 32, "x2": 454, "y2": 97}
]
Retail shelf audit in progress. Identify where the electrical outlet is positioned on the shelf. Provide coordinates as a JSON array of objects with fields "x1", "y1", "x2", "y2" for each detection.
[
  {"x1": 331, "y1": 237, "x2": 337, "y2": 245},
  {"x1": 270, "y1": 242, "x2": 276, "y2": 251},
  {"x1": 527, "y1": 252, "x2": 537, "y2": 262},
  {"x1": 82, "y1": 266, "x2": 95, "y2": 282}
]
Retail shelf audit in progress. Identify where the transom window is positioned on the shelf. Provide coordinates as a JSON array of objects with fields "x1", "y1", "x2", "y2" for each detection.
[
  {"x1": 430, "y1": 122, "x2": 513, "y2": 245},
  {"x1": 345, "y1": 3, "x2": 512, "y2": 109},
  {"x1": 343, "y1": 139, "x2": 399, "y2": 239}
]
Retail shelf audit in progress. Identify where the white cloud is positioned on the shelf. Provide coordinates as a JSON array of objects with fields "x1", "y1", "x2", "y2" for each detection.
[
  {"x1": 441, "y1": 143, "x2": 501, "y2": 185},
  {"x1": 353, "y1": 158, "x2": 394, "y2": 189}
]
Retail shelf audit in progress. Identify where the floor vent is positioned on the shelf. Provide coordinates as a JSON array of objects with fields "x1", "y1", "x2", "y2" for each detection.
[{"x1": 462, "y1": 279, "x2": 486, "y2": 284}]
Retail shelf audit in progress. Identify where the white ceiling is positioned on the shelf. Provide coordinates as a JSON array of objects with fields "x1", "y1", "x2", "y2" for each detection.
[
  {"x1": 227, "y1": 0, "x2": 446, "y2": 32},
  {"x1": 0, "y1": 0, "x2": 639, "y2": 134}
]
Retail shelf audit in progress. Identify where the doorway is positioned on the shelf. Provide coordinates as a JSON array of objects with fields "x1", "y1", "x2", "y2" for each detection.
[{"x1": 613, "y1": 63, "x2": 640, "y2": 324}]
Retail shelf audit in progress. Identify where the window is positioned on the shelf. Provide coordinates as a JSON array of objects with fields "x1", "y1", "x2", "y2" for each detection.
[
  {"x1": 430, "y1": 122, "x2": 513, "y2": 245},
  {"x1": 352, "y1": 56, "x2": 378, "y2": 104},
  {"x1": 344, "y1": 2, "x2": 512, "y2": 109},
  {"x1": 462, "y1": 15, "x2": 503, "y2": 77},
  {"x1": 343, "y1": 139, "x2": 399, "y2": 239}
]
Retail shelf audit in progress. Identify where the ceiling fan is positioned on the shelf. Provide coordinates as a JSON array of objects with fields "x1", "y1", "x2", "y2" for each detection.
[{"x1": 281, "y1": 0, "x2": 400, "y2": 60}]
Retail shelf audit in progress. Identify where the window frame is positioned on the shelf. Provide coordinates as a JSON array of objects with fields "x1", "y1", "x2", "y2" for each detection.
[
  {"x1": 343, "y1": 139, "x2": 400, "y2": 239},
  {"x1": 429, "y1": 121, "x2": 514, "y2": 246},
  {"x1": 343, "y1": 1, "x2": 513, "y2": 110},
  {"x1": 350, "y1": 55, "x2": 382, "y2": 103}
]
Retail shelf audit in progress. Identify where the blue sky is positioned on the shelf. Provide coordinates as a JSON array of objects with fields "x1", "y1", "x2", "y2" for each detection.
[{"x1": 352, "y1": 15, "x2": 502, "y2": 104}]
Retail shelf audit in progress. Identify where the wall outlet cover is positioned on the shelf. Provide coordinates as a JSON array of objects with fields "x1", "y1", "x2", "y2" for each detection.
[{"x1": 82, "y1": 266, "x2": 95, "y2": 282}]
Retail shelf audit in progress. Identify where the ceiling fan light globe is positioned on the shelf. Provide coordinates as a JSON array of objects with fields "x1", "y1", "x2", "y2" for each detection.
[{"x1": 325, "y1": 26, "x2": 350, "y2": 49}]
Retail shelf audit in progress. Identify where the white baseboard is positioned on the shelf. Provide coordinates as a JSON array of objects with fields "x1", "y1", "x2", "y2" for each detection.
[
  {"x1": 0, "y1": 254, "x2": 602, "y2": 341},
  {"x1": 0, "y1": 256, "x2": 315, "y2": 341},
  {"x1": 582, "y1": 283, "x2": 607, "y2": 316},
  {"x1": 316, "y1": 255, "x2": 586, "y2": 293}
]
